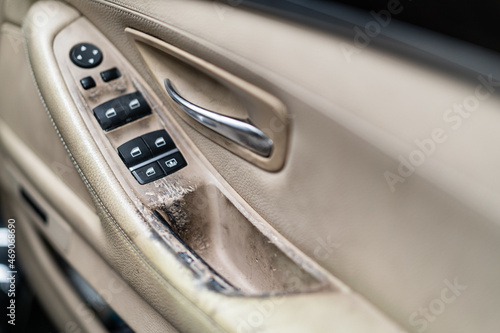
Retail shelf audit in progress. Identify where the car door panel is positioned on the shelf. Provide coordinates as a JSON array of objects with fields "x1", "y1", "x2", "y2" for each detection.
[
  {"x1": 14, "y1": 1, "x2": 403, "y2": 332},
  {"x1": 1, "y1": 0, "x2": 499, "y2": 332}
]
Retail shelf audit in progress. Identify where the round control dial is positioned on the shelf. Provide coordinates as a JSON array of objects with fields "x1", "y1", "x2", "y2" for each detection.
[{"x1": 70, "y1": 43, "x2": 103, "y2": 68}]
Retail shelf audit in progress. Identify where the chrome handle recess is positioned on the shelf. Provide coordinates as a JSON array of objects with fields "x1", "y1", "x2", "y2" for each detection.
[{"x1": 164, "y1": 79, "x2": 273, "y2": 157}]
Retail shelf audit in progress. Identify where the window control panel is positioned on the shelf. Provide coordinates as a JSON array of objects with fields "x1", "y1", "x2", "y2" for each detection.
[
  {"x1": 67, "y1": 41, "x2": 186, "y2": 185},
  {"x1": 141, "y1": 130, "x2": 176, "y2": 155},
  {"x1": 93, "y1": 91, "x2": 151, "y2": 131},
  {"x1": 118, "y1": 130, "x2": 187, "y2": 184}
]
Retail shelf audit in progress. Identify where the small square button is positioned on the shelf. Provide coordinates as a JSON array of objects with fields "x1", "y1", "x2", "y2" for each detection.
[
  {"x1": 117, "y1": 137, "x2": 152, "y2": 167},
  {"x1": 80, "y1": 76, "x2": 96, "y2": 90},
  {"x1": 100, "y1": 67, "x2": 121, "y2": 82},
  {"x1": 158, "y1": 152, "x2": 187, "y2": 175},
  {"x1": 142, "y1": 130, "x2": 176, "y2": 156},
  {"x1": 132, "y1": 162, "x2": 165, "y2": 184}
]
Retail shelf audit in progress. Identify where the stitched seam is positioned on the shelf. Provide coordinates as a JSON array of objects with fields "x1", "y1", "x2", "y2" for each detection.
[
  {"x1": 103, "y1": 0, "x2": 157, "y2": 19},
  {"x1": 78, "y1": 0, "x2": 212, "y2": 59},
  {"x1": 83, "y1": 0, "x2": 168, "y2": 34}
]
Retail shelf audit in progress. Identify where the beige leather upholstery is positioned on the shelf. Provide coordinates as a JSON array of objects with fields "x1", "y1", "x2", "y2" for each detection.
[
  {"x1": 0, "y1": 21, "x2": 94, "y2": 208},
  {"x1": 56, "y1": 1, "x2": 500, "y2": 332},
  {"x1": 0, "y1": 4, "x2": 180, "y2": 332},
  {"x1": 0, "y1": 119, "x2": 181, "y2": 332},
  {"x1": 1, "y1": 0, "x2": 497, "y2": 332},
  {"x1": 21, "y1": 1, "x2": 404, "y2": 332},
  {"x1": 2, "y1": 0, "x2": 35, "y2": 25}
]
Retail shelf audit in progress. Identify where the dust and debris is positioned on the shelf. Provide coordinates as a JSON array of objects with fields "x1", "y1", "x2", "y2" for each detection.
[
  {"x1": 144, "y1": 176, "x2": 196, "y2": 211},
  {"x1": 164, "y1": 198, "x2": 190, "y2": 230}
]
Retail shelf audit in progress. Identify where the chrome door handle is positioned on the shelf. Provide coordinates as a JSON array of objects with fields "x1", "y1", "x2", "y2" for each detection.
[{"x1": 164, "y1": 79, "x2": 273, "y2": 157}]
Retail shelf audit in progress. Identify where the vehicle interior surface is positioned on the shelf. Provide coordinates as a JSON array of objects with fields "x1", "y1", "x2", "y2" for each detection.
[{"x1": 0, "y1": 0, "x2": 499, "y2": 332}]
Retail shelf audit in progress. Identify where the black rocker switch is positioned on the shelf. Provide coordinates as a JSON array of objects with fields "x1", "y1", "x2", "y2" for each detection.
[
  {"x1": 131, "y1": 162, "x2": 165, "y2": 185},
  {"x1": 141, "y1": 130, "x2": 176, "y2": 156},
  {"x1": 119, "y1": 92, "x2": 151, "y2": 120},
  {"x1": 117, "y1": 137, "x2": 152, "y2": 167},
  {"x1": 93, "y1": 91, "x2": 152, "y2": 131},
  {"x1": 93, "y1": 98, "x2": 127, "y2": 131}
]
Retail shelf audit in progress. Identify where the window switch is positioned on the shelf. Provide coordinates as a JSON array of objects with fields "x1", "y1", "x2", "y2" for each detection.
[
  {"x1": 142, "y1": 130, "x2": 176, "y2": 156},
  {"x1": 80, "y1": 76, "x2": 96, "y2": 90},
  {"x1": 93, "y1": 99, "x2": 127, "y2": 131},
  {"x1": 117, "y1": 137, "x2": 152, "y2": 167},
  {"x1": 132, "y1": 162, "x2": 165, "y2": 184},
  {"x1": 100, "y1": 67, "x2": 121, "y2": 82},
  {"x1": 119, "y1": 92, "x2": 151, "y2": 119},
  {"x1": 93, "y1": 91, "x2": 151, "y2": 131}
]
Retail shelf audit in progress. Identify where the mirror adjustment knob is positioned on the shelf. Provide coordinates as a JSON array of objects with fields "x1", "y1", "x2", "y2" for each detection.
[{"x1": 70, "y1": 43, "x2": 103, "y2": 68}]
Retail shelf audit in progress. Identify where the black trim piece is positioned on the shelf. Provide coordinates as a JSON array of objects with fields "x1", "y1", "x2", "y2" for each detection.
[
  {"x1": 225, "y1": 0, "x2": 500, "y2": 84},
  {"x1": 41, "y1": 238, "x2": 134, "y2": 333},
  {"x1": 20, "y1": 188, "x2": 47, "y2": 224},
  {"x1": 232, "y1": 0, "x2": 500, "y2": 53}
]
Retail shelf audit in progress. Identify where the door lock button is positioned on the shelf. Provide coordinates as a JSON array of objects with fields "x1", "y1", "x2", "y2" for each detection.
[{"x1": 117, "y1": 137, "x2": 152, "y2": 167}]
